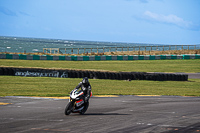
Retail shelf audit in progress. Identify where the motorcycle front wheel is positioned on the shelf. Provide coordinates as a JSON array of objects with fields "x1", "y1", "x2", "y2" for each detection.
[{"x1": 65, "y1": 101, "x2": 74, "y2": 115}]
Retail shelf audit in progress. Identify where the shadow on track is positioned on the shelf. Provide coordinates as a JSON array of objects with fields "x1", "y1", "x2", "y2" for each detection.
[{"x1": 83, "y1": 113, "x2": 130, "y2": 115}]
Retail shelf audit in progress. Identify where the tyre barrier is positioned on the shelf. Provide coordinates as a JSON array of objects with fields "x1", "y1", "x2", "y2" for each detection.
[{"x1": 0, "y1": 67, "x2": 188, "y2": 81}]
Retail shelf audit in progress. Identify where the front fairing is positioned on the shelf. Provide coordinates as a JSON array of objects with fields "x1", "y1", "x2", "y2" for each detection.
[{"x1": 70, "y1": 89, "x2": 84, "y2": 99}]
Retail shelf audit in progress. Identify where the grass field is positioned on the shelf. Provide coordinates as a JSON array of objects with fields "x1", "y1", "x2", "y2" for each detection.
[
  {"x1": 0, "y1": 59, "x2": 200, "y2": 73},
  {"x1": 0, "y1": 76, "x2": 200, "y2": 97},
  {"x1": 0, "y1": 59, "x2": 200, "y2": 97}
]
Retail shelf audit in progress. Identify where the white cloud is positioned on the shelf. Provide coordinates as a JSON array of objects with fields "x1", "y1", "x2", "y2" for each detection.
[
  {"x1": 143, "y1": 11, "x2": 198, "y2": 30},
  {"x1": 0, "y1": 6, "x2": 17, "y2": 16}
]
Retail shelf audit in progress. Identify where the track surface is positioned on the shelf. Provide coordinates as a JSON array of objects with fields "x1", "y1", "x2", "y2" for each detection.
[
  {"x1": 186, "y1": 73, "x2": 200, "y2": 79},
  {"x1": 0, "y1": 96, "x2": 200, "y2": 133}
]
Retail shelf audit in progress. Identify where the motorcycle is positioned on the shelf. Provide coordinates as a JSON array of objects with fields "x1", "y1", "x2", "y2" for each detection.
[{"x1": 65, "y1": 88, "x2": 92, "y2": 115}]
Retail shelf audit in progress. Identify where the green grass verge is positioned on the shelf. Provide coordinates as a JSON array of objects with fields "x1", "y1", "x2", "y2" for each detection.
[
  {"x1": 0, "y1": 59, "x2": 200, "y2": 73},
  {"x1": 0, "y1": 76, "x2": 200, "y2": 97}
]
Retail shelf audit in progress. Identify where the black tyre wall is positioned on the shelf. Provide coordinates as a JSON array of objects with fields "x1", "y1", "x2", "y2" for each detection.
[{"x1": 0, "y1": 67, "x2": 188, "y2": 81}]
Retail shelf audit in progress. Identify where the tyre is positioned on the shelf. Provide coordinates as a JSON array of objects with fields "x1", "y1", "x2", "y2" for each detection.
[
  {"x1": 80, "y1": 72, "x2": 84, "y2": 78},
  {"x1": 135, "y1": 73, "x2": 139, "y2": 80},
  {"x1": 65, "y1": 101, "x2": 74, "y2": 115},
  {"x1": 96, "y1": 72, "x2": 101, "y2": 79},
  {"x1": 88, "y1": 71, "x2": 93, "y2": 79},
  {"x1": 82, "y1": 71, "x2": 86, "y2": 78},
  {"x1": 110, "y1": 72, "x2": 115, "y2": 80},
  {"x1": 178, "y1": 75, "x2": 181, "y2": 81},
  {"x1": 138, "y1": 73, "x2": 143, "y2": 80},
  {"x1": 68, "y1": 70, "x2": 72, "y2": 78},
  {"x1": 163, "y1": 74, "x2": 167, "y2": 81},
  {"x1": 76, "y1": 71, "x2": 80, "y2": 78},
  {"x1": 120, "y1": 73, "x2": 125, "y2": 80},
  {"x1": 144, "y1": 74, "x2": 150, "y2": 80},
  {"x1": 158, "y1": 74, "x2": 164, "y2": 81},
  {"x1": 92, "y1": 71, "x2": 97, "y2": 79},
  {"x1": 71, "y1": 71, "x2": 76, "y2": 78},
  {"x1": 183, "y1": 74, "x2": 188, "y2": 81},
  {"x1": 99, "y1": 72, "x2": 104, "y2": 79},
  {"x1": 80, "y1": 102, "x2": 89, "y2": 115},
  {"x1": 131, "y1": 73, "x2": 136, "y2": 80},
  {"x1": 155, "y1": 74, "x2": 160, "y2": 81},
  {"x1": 3, "y1": 68, "x2": 8, "y2": 75},
  {"x1": 119, "y1": 73, "x2": 123, "y2": 80},
  {"x1": 115, "y1": 73, "x2": 120, "y2": 80},
  {"x1": 0, "y1": 68, "x2": 3, "y2": 75},
  {"x1": 167, "y1": 74, "x2": 172, "y2": 81},
  {"x1": 125, "y1": 72, "x2": 130, "y2": 80},
  {"x1": 82, "y1": 71, "x2": 87, "y2": 78},
  {"x1": 172, "y1": 74, "x2": 176, "y2": 81},
  {"x1": 152, "y1": 74, "x2": 156, "y2": 81},
  {"x1": 104, "y1": 72, "x2": 108, "y2": 79},
  {"x1": 106, "y1": 72, "x2": 110, "y2": 79}
]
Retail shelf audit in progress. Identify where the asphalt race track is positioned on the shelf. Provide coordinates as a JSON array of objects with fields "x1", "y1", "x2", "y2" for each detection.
[{"x1": 0, "y1": 96, "x2": 200, "y2": 133}]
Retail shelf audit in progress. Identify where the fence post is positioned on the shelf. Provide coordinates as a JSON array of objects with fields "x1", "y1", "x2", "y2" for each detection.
[
  {"x1": 127, "y1": 47, "x2": 129, "y2": 51},
  {"x1": 71, "y1": 48, "x2": 73, "y2": 54},
  {"x1": 188, "y1": 45, "x2": 189, "y2": 50},
  {"x1": 163, "y1": 46, "x2": 164, "y2": 51},
  {"x1": 103, "y1": 47, "x2": 104, "y2": 53},
  {"x1": 91, "y1": 48, "x2": 92, "y2": 53},
  {"x1": 97, "y1": 48, "x2": 98, "y2": 54},
  {"x1": 194, "y1": 45, "x2": 196, "y2": 50},
  {"x1": 109, "y1": 47, "x2": 111, "y2": 52}
]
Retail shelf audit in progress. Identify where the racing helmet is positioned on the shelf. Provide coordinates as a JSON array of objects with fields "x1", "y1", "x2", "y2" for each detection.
[{"x1": 82, "y1": 77, "x2": 89, "y2": 86}]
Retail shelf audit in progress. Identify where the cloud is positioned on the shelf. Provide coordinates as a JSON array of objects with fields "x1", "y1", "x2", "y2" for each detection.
[
  {"x1": 143, "y1": 11, "x2": 199, "y2": 31},
  {"x1": 0, "y1": 6, "x2": 17, "y2": 16},
  {"x1": 19, "y1": 11, "x2": 31, "y2": 17}
]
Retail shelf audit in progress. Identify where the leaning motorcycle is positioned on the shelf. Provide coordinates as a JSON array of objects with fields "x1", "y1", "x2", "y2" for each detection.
[{"x1": 65, "y1": 88, "x2": 92, "y2": 115}]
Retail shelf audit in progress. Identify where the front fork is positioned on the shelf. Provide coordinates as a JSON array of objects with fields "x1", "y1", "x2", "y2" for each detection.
[{"x1": 68, "y1": 98, "x2": 76, "y2": 111}]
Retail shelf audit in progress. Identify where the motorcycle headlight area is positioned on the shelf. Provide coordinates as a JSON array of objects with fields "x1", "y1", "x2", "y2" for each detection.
[{"x1": 75, "y1": 97, "x2": 80, "y2": 100}]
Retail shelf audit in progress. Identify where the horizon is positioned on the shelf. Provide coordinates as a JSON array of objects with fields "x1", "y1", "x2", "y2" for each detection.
[{"x1": 1, "y1": 35, "x2": 200, "y2": 46}]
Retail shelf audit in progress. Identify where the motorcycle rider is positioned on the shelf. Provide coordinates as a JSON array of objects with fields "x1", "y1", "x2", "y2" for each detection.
[{"x1": 75, "y1": 77, "x2": 91, "y2": 103}]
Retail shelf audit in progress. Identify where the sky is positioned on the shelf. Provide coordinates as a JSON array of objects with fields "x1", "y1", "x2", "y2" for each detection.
[{"x1": 0, "y1": 0, "x2": 200, "y2": 45}]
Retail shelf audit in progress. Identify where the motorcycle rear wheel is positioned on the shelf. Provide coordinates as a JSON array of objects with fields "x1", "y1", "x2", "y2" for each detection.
[
  {"x1": 65, "y1": 101, "x2": 74, "y2": 115},
  {"x1": 80, "y1": 102, "x2": 89, "y2": 115}
]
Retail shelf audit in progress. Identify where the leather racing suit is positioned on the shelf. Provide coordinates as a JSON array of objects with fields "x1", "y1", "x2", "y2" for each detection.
[{"x1": 75, "y1": 80, "x2": 91, "y2": 102}]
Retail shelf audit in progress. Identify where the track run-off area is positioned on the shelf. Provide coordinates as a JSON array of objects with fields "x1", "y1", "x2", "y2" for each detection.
[{"x1": 0, "y1": 95, "x2": 200, "y2": 133}]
